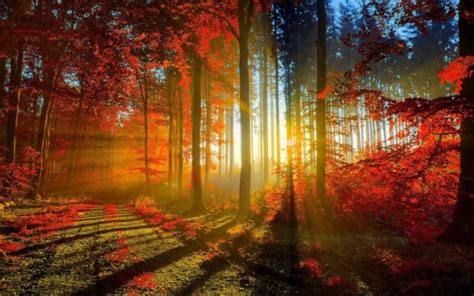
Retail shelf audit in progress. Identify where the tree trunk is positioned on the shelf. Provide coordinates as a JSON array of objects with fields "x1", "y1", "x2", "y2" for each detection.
[
  {"x1": 0, "y1": 58, "x2": 6, "y2": 113},
  {"x1": 316, "y1": 0, "x2": 328, "y2": 212},
  {"x1": 30, "y1": 68, "x2": 55, "y2": 199},
  {"x1": 205, "y1": 71, "x2": 212, "y2": 190},
  {"x1": 228, "y1": 94, "x2": 234, "y2": 193},
  {"x1": 285, "y1": 66, "x2": 295, "y2": 197},
  {"x1": 274, "y1": 47, "x2": 281, "y2": 182},
  {"x1": 262, "y1": 22, "x2": 269, "y2": 185},
  {"x1": 440, "y1": 0, "x2": 474, "y2": 244},
  {"x1": 190, "y1": 55, "x2": 206, "y2": 213},
  {"x1": 178, "y1": 87, "x2": 184, "y2": 199},
  {"x1": 6, "y1": 43, "x2": 24, "y2": 163},
  {"x1": 67, "y1": 96, "x2": 84, "y2": 179},
  {"x1": 167, "y1": 73, "x2": 175, "y2": 194},
  {"x1": 237, "y1": 0, "x2": 254, "y2": 217},
  {"x1": 143, "y1": 68, "x2": 150, "y2": 186}
]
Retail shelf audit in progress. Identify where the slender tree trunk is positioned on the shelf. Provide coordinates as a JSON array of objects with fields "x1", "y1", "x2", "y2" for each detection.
[
  {"x1": 39, "y1": 104, "x2": 56, "y2": 196},
  {"x1": 205, "y1": 72, "x2": 212, "y2": 190},
  {"x1": 0, "y1": 58, "x2": 6, "y2": 114},
  {"x1": 137, "y1": 66, "x2": 150, "y2": 186},
  {"x1": 30, "y1": 68, "x2": 55, "y2": 198},
  {"x1": 228, "y1": 94, "x2": 234, "y2": 193},
  {"x1": 6, "y1": 44, "x2": 24, "y2": 163},
  {"x1": 178, "y1": 87, "x2": 184, "y2": 199},
  {"x1": 294, "y1": 84, "x2": 302, "y2": 167},
  {"x1": 71, "y1": 112, "x2": 88, "y2": 178},
  {"x1": 262, "y1": 31, "x2": 269, "y2": 185},
  {"x1": 67, "y1": 96, "x2": 84, "y2": 178},
  {"x1": 191, "y1": 55, "x2": 205, "y2": 213},
  {"x1": 440, "y1": 0, "x2": 474, "y2": 243},
  {"x1": 143, "y1": 68, "x2": 150, "y2": 186},
  {"x1": 316, "y1": 0, "x2": 328, "y2": 212},
  {"x1": 237, "y1": 0, "x2": 254, "y2": 217},
  {"x1": 274, "y1": 48, "x2": 281, "y2": 182},
  {"x1": 285, "y1": 67, "x2": 295, "y2": 197},
  {"x1": 167, "y1": 73, "x2": 175, "y2": 194}
]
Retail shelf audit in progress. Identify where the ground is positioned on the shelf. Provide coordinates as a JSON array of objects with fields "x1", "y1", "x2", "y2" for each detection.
[{"x1": 0, "y1": 199, "x2": 473, "y2": 295}]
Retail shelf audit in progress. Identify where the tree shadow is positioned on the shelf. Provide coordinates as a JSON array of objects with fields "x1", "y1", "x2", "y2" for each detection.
[
  {"x1": 71, "y1": 218, "x2": 237, "y2": 295},
  {"x1": 12, "y1": 224, "x2": 153, "y2": 256},
  {"x1": 173, "y1": 256, "x2": 230, "y2": 295},
  {"x1": 55, "y1": 217, "x2": 142, "y2": 232}
]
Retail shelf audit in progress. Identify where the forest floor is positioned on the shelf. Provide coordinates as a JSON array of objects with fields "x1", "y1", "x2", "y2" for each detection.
[{"x1": 0, "y1": 199, "x2": 473, "y2": 295}]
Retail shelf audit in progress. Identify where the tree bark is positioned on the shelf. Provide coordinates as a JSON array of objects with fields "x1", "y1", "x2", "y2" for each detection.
[
  {"x1": 262, "y1": 17, "x2": 269, "y2": 185},
  {"x1": 316, "y1": 0, "x2": 328, "y2": 212},
  {"x1": 237, "y1": 0, "x2": 254, "y2": 217},
  {"x1": 178, "y1": 86, "x2": 184, "y2": 199},
  {"x1": 137, "y1": 66, "x2": 150, "y2": 185},
  {"x1": 30, "y1": 68, "x2": 55, "y2": 198},
  {"x1": 440, "y1": 0, "x2": 474, "y2": 244},
  {"x1": 191, "y1": 55, "x2": 206, "y2": 213},
  {"x1": 205, "y1": 71, "x2": 212, "y2": 190},
  {"x1": 143, "y1": 68, "x2": 150, "y2": 186},
  {"x1": 274, "y1": 47, "x2": 281, "y2": 182},
  {"x1": 6, "y1": 43, "x2": 24, "y2": 163},
  {"x1": 0, "y1": 58, "x2": 6, "y2": 113},
  {"x1": 167, "y1": 72, "x2": 175, "y2": 194}
]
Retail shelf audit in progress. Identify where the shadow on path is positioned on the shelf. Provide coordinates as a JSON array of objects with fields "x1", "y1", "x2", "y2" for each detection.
[{"x1": 72, "y1": 219, "x2": 237, "y2": 295}]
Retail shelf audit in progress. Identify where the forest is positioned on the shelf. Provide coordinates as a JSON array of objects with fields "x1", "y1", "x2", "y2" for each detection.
[{"x1": 0, "y1": 0, "x2": 473, "y2": 295}]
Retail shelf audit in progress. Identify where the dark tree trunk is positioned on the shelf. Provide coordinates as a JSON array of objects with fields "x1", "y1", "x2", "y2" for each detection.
[
  {"x1": 6, "y1": 43, "x2": 24, "y2": 163},
  {"x1": 262, "y1": 15, "x2": 269, "y2": 185},
  {"x1": 237, "y1": 0, "x2": 254, "y2": 217},
  {"x1": 440, "y1": 0, "x2": 474, "y2": 244},
  {"x1": 316, "y1": 0, "x2": 328, "y2": 212},
  {"x1": 178, "y1": 87, "x2": 184, "y2": 199},
  {"x1": 167, "y1": 73, "x2": 175, "y2": 194},
  {"x1": 30, "y1": 68, "x2": 55, "y2": 199},
  {"x1": 285, "y1": 64, "x2": 295, "y2": 198},
  {"x1": 143, "y1": 68, "x2": 150, "y2": 186},
  {"x1": 191, "y1": 55, "x2": 206, "y2": 213},
  {"x1": 205, "y1": 71, "x2": 212, "y2": 190},
  {"x1": 67, "y1": 96, "x2": 84, "y2": 179},
  {"x1": 0, "y1": 58, "x2": 6, "y2": 113},
  {"x1": 274, "y1": 47, "x2": 281, "y2": 182}
]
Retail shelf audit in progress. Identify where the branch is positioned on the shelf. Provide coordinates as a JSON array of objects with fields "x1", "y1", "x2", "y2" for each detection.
[{"x1": 197, "y1": 6, "x2": 239, "y2": 40}]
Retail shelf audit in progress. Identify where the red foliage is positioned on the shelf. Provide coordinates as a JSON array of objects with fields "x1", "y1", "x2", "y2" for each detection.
[
  {"x1": 328, "y1": 131, "x2": 459, "y2": 242},
  {"x1": 129, "y1": 273, "x2": 158, "y2": 289},
  {"x1": 326, "y1": 275, "x2": 344, "y2": 286},
  {"x1": 262, "y1": 187, "x2": 284, "y2": 223},
  {"x1": 105, "y1": 231, "x2": 130, "y2": 263},
  {"x1": 0, "y1": 147, "x2": 40, "y2": 199},
  {"x1": 0, "y1": 241, "x2": 24, "y2": 255},
  {"x1": 105, "y1": 245, "x2": 130, "y2": 263},
  {"x1": 129, "y1": 197, "x2": 203, "y2": 240},
  {"x1": 104, "y1": 204, "x2": 118, "y2": 220},
  {"x1": 10, "y1": 203, "x2": 96, "y2": 243},
  {"x1": 300, "y1": 258, "x2": 323, "y2": 279},
  {"x1": 129, "y1": 197, "x2": 166, "y2": 226},
  {"x1": 438, "y1": 56, "x2": 474, "y2": 93}
]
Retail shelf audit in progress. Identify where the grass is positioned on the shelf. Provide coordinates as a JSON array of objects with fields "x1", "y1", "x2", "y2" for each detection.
[{"x1": 0, "y1": 199, "x2": 473, "y2": 295}]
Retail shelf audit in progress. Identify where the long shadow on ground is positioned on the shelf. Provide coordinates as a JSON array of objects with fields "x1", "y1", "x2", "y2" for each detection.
[{"x1": 72, "y1": 219, "x2": 237, "y2": 295}]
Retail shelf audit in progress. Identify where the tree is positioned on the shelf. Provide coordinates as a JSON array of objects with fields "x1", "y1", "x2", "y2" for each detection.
[
  {"x1": 440, "y1": 0, "x2": 474, "y2": 244},
  {"x1": 316, "y1": 0, "x2": 328, "y2": 212},
  {"x1": 190, "y1": 55, "x2": 206, "y2": 213},
  {"x1": 237, "y1": 0, "x2": 255, "y2": 217}
]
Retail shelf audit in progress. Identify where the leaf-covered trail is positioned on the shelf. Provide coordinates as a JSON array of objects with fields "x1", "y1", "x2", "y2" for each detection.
[
  {"x1": 1, "y1": 202, "x2": 473, "y2": 295},
  {"x1": 0, "y1": 203, "x2": 307, "y2": 295}
]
